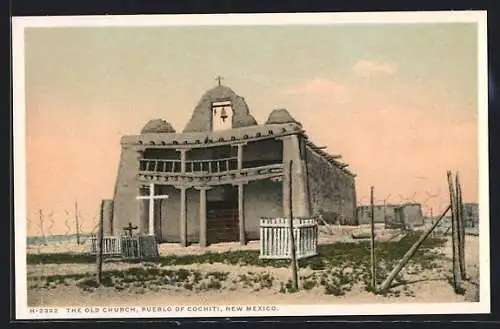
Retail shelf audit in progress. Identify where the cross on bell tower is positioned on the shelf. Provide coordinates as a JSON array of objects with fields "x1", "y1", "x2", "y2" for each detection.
[{"x1": 215, "y1": 75, "x2": 224, "y2": 86}]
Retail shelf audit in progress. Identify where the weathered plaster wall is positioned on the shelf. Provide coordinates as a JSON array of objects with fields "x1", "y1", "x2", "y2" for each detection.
[
  {"x1": 282, "y1": 134, "x2": 310, "y2": 218},
  {"x1": 357, "y1": 205, "x2": 398, "y2": 225},
  {"x1": 102, "y1": 199, "x2": 114, "y2": 235},
  {"x1": 157, "y1": 187, "x2": 201, "y2": 243},
  {"x1": 112, "y1": 145, "x2": 141, "y2": 235},
  {"x1": 464, "y1": 203, "x2": 479, "y2": 228},
  {"x1": 305, "y1": 145, "x2": 357, "y2": 225},
  {"x1": 386, "y1": 204, "x2": 423, "y2": 229},
  {"x1": 402, "y1": 204, "x2": 424, "y2": 227},
  {"x1": 156, "y1": 185, "x2": 180, "y2": 242},
  {"x1": 244, "y1": 179, "x2": 283, "y2": 240}
]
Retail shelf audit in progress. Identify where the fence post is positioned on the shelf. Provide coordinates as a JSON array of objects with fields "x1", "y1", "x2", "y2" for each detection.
[
  {"x1": 288, "y1": 160, "x2": 299, "y2": 291},
  {"x1": 75, "y1": 200, "x2": 81, "y2": 245},
  {"x1": 447, "y1": 171, "x2": 462, "y2": 292},
  {"x1": 370, "y1": 186, "x2": 376, "y2": 290},
  {"x1": 259, "y1": 219, "x2": 264, "y2": 258},
  {"x1": 378, "y1": 205, "x2": 451, "y2": 293},
  {"x1": 455, "y1": 172, "x2": 467, "y2": 280},
  {"x1": 38, "y1": 209, "x2": 47, "y2": 246},
  {"x1": 96, "y1": 200, "x2": 105, "y2": 283}
]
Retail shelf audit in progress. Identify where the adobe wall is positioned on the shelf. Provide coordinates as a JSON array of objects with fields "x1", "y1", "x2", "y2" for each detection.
[
  {"x1": 281, "y1": 134, "x2": 310, "y2": 218},
  {"x1": 402, "y1": 204, "x2": 424, "y2": 227},
  {"x1": 102, "y1": 199, "x2": 114, "y2": 235},
  {"x1": 112, "y1": 145, "x2": 141, "y2": 235},
  {"x1": 158, "y1": 187, "x2": 201, "y2": 243},
  {"x1": 244, "y1": 179, "x2": 283, "y2": 240},
  {"x1": 305, "y1": 145, "x2": 357, "y2": 225},
  {"x1": 357, "y1": 205, "x2": 398, "y2": 225},
  {"x1": 464, "y1": 203, "x2": 479, "y2": 228},
  {"x1": 386, "y1": 204, "x2": 423, "y2": 229}
]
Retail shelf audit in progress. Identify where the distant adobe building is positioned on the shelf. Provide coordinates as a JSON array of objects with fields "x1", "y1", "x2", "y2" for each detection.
[
  {"x1": 357, "y1": 204, "x2": 399, "y2": 225},
  {"x1": 106, "y1": 82, "x2": 357, "y2": 246},
  {"x1": 357, "y1": 203, "x2": 424, "y2": 229},
  {"x1": 463, "y1": 202, "x2": 479, "y2": 228},
  {"x1": 389, "y1": 203, "x2": 424, "y2": 229}
]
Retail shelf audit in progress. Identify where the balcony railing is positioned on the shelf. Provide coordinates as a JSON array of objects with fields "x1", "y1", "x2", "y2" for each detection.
[
  {"x1": 139, "y1": 157, "x2": 238, "y2": 174},
  {"x1": 138, "y1": 162, "x2": 284, "y2": 186}
]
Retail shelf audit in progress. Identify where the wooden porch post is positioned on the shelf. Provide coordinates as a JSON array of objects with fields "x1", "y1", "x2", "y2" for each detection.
[
  {"x1": 196, "y1": 186, "x2": 211, "y2": 247},
  {"x1": 148, "y1": 183, "x2": 155, "y2": 235},
  {"x1": 236, "y1": 142, "x2": 246, "y2": 170},
  {"x1": 179, "y1": 186, "x2": 188, "y2": 247},
  {"x1": 178, "y1": 149, "x2": 188, "y2": 173},
  {"x1": 238, "y1": 183, "x2": 246, "y2": 245}
]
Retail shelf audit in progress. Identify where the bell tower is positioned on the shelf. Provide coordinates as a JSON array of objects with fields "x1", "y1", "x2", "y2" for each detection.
[
  {"x1": 211, "y1": 76, "x2": 233, "y2": 131},
  {"x1": 183, "y1": 77, "x2": 258, "y2": 133}
]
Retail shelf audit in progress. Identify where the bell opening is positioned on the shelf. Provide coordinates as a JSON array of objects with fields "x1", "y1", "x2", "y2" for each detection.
[{"x1": 212, "y1": 101, "x2": 233, "y2": 131}]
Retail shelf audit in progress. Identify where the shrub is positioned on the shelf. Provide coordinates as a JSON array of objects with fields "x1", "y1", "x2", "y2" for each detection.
[{"x1": 77, "y1": 278, "x2": 100, "y2": 289}]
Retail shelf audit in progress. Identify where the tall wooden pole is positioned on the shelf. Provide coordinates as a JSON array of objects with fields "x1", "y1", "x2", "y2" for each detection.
[
  {"x1": 455, "y1": 172, "x2": 467, "y2": 280},
  {"x1": 288, "y1": 160, "x2": 299, "y2": 291},
  {"x1": 75, "y1": 200, "x2": 81, "y2": 245},
  {"x1": 39, "y1": 209, "x2": 47, "y2": 246},
  {"x1": 378, "y1": 205, "x2": 451, "y2": 293},
  {"x1": 447, "y1": 171, "x2": 462, "y2": 292},
  {"x1": 370, "y1": 186, "x2": 376, "y2": 289},
  {"x1": 96, "y1": 200, "x2": 104, "y2": 284}
]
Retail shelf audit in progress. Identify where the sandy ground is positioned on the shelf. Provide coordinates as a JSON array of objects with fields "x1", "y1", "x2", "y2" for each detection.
[
  {"x1": 27, "y1": 261, "x2": 469, "y2": 307},
  {"x1": 28, "y1": 280, "x2": 467, "y2": 308},
  {"x1": 25, "y1": 226, "x2": 481, "y2": 308}
]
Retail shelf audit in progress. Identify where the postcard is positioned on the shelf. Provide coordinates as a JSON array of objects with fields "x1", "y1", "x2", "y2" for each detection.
[{"x1": 12, "y1": 11, "x2": 489, "y2": 320}]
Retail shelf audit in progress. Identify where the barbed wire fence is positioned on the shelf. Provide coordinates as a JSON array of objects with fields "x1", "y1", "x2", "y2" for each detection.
[
  {"x1": 26, "y1": 206, "x2": 101, "y2": 252},
  {"x1": 26, "y1": 204, "x2": 104, "y2": 301}
]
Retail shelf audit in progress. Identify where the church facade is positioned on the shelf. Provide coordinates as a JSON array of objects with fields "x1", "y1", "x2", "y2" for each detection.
[{"x1": 107, "y1": 84, "x2": 357, "y2": 246}]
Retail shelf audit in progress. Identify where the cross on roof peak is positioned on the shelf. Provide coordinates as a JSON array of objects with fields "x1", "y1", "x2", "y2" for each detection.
[{"x1": 215, "y1": 75, "x2": 224, "y2": 86}]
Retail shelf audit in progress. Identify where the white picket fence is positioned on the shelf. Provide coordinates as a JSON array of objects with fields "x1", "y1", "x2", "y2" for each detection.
[
  {"x1": 259, "y1": 217, "x2": 318, "y2": 260},
  {"x1": 87, "y1": 235, "x2": 159, "y2": 259},
  {"x1": 87, "y1": 235, "x2": 123, "y2": 256}
]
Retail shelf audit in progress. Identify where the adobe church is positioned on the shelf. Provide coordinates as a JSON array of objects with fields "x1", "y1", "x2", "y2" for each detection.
[{"x1": 106, "y1": 81, "x2": 357, "y2": 247}]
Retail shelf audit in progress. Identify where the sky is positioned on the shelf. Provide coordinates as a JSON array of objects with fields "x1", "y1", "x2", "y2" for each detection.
[{"x1": 22, "y1": 22, "x2": 482, "y2": 236}]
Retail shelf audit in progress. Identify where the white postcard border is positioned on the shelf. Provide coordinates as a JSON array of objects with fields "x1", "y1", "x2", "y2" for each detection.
[{"x1": 12, "y1": 11, "x2": 490, "y2": 320}]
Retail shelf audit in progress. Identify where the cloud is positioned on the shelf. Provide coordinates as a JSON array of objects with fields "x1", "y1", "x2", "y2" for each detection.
[
  {"x1": 352, "y1": 60, "x2": 398, "y2": 77},
  {"x1": 283, "y1": 78, "x2": 348, "y2": 95}
]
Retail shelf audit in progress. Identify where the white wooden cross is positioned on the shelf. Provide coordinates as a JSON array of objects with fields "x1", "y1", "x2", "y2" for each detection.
[{"x1": 136, "y1": 183, "x2": 169, "y2": 236}]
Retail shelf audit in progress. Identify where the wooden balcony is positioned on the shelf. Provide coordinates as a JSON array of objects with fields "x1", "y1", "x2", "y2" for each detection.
[
  {"x1": 139, "y1": 157, "x2": 238, "y2": 174},
  {"x1": 137, "y1": 160, "x2": 284, "y2": 186}
]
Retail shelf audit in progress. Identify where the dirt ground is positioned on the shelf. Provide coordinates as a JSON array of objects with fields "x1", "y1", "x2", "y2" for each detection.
[{"x1": 25, "y1": 226, "x2": 481, "y2": 308}]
